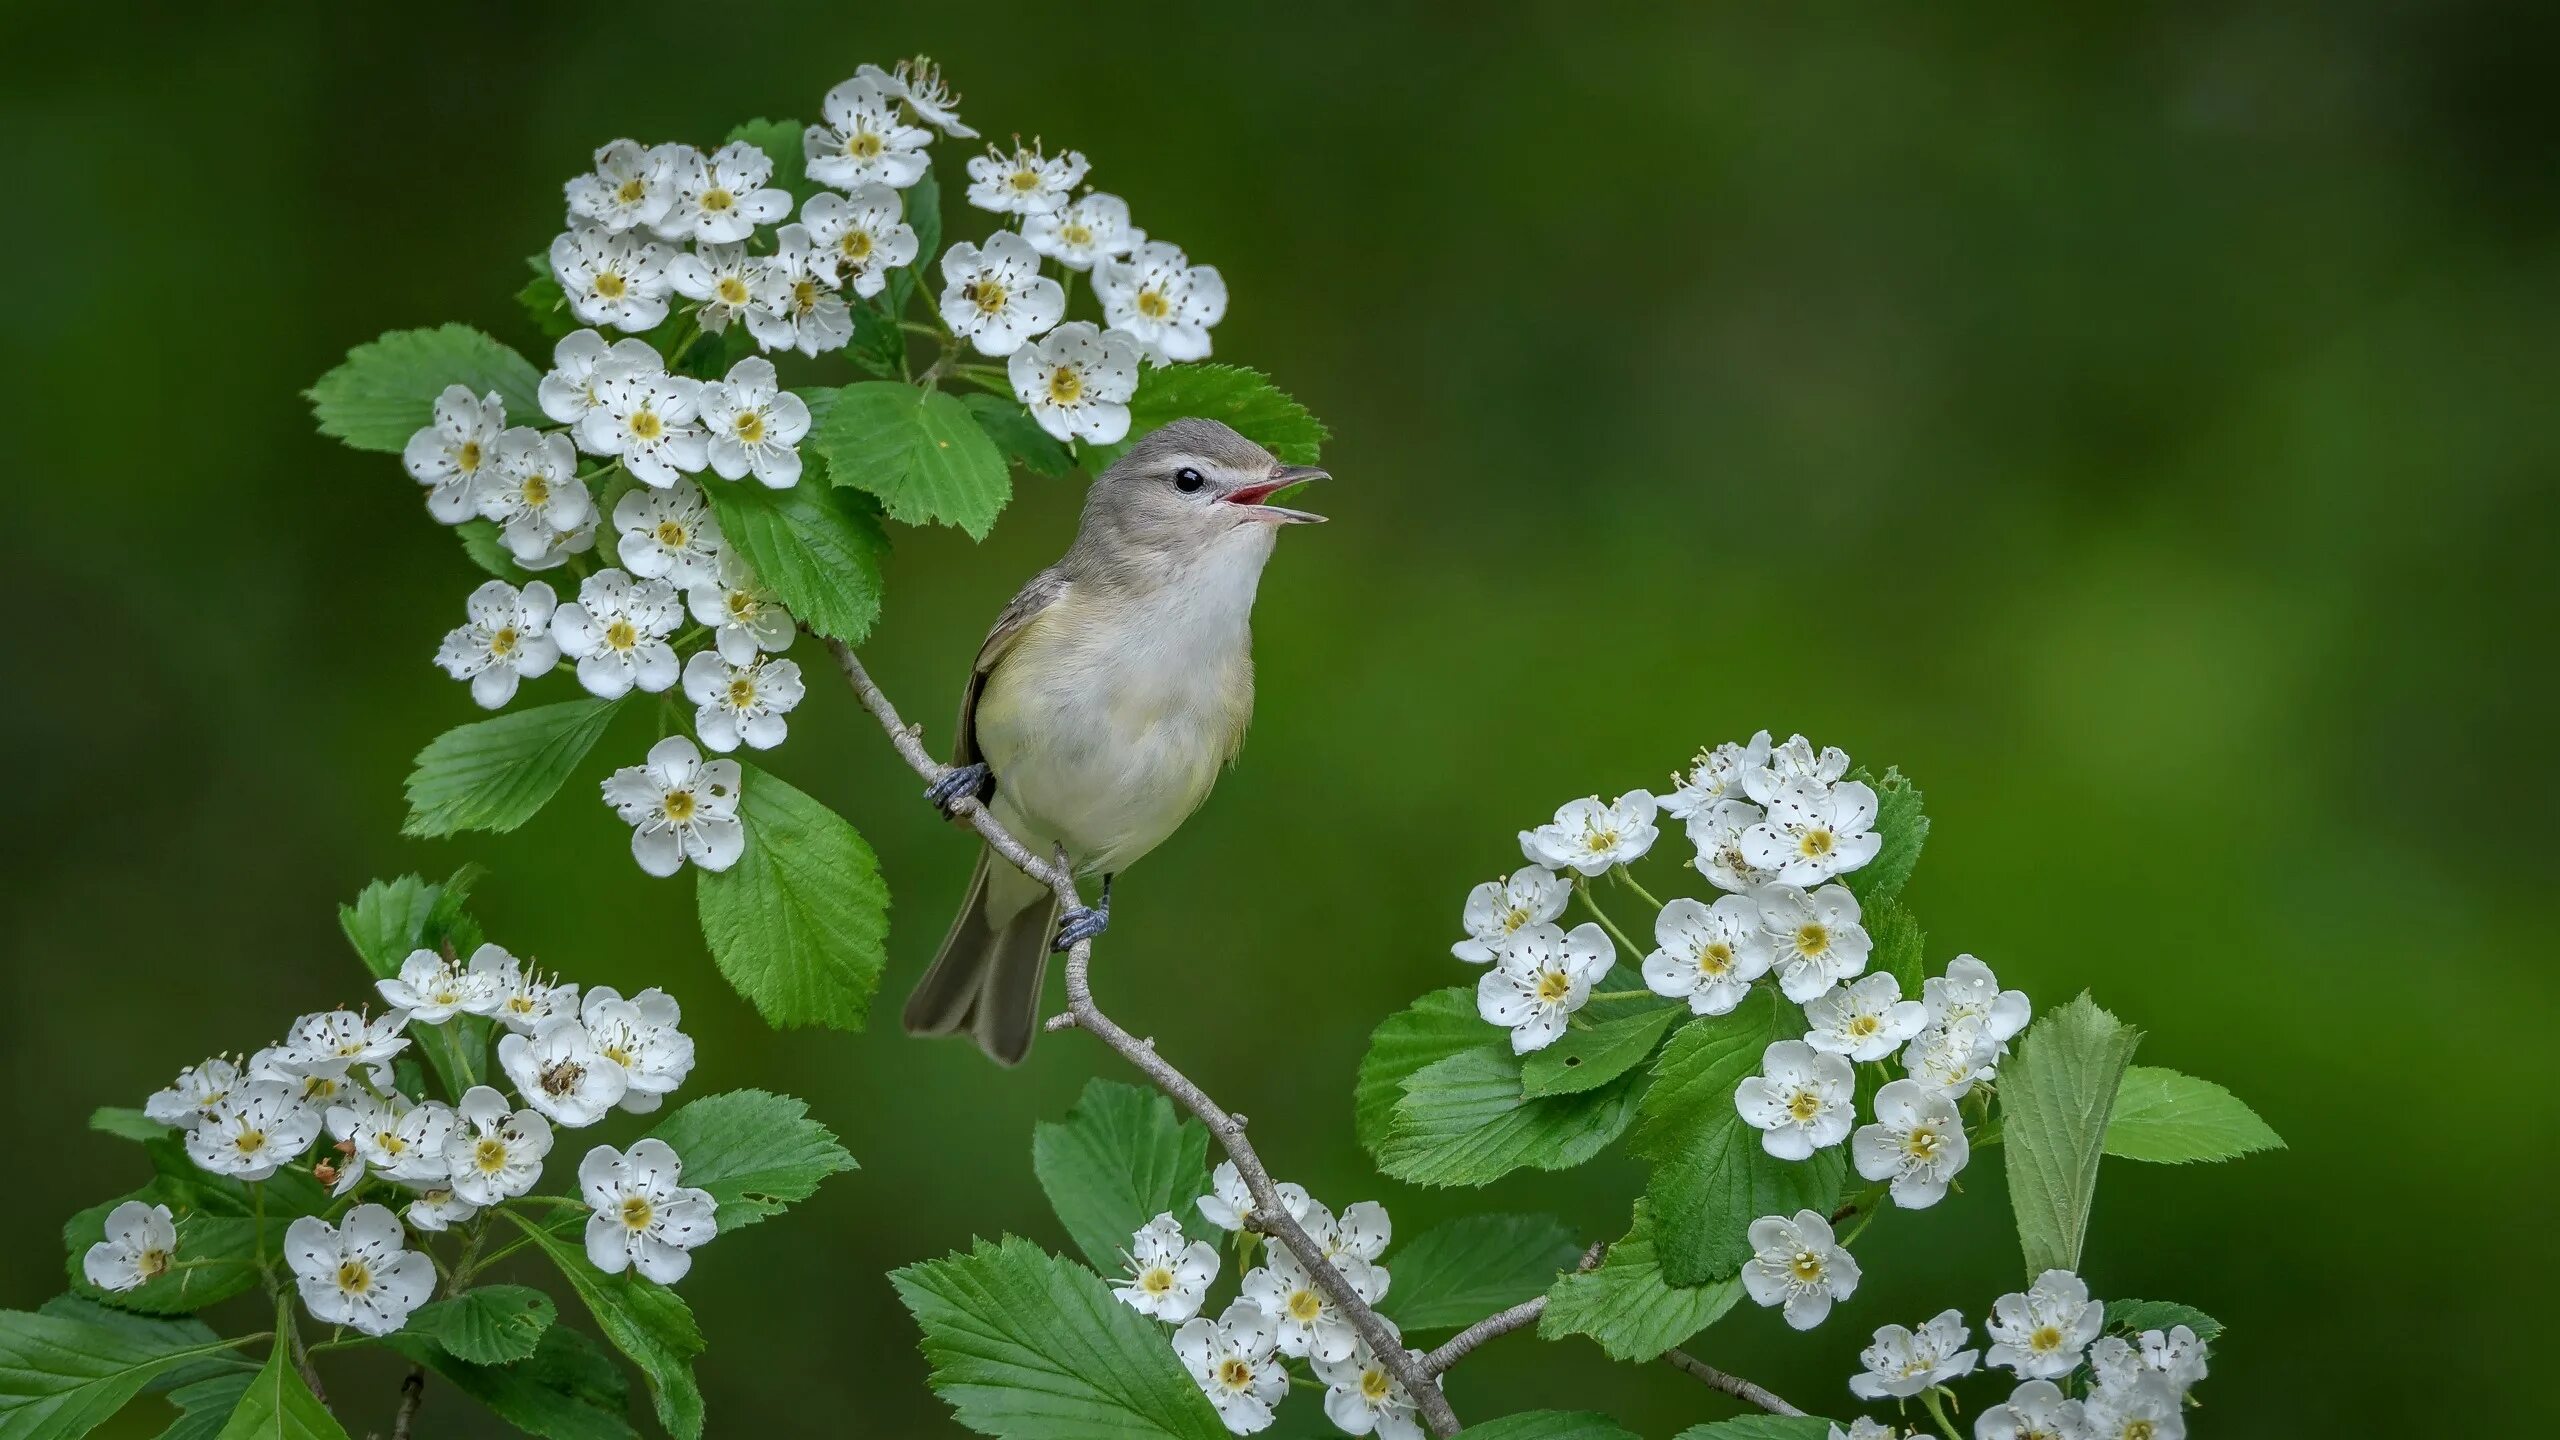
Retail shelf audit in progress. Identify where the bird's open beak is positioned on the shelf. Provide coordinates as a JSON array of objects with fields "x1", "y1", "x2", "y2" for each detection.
[{"x1": 1223, "y1": 465, "x2": 1330, "y2": 524}]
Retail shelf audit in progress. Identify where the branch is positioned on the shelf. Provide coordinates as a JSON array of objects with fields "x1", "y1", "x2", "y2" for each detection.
[
  {"x1": 826, "y1": 641, "x2": 1461, "y2": 1437},
  {"x1": 390, "y1": 1366, "x2": 426, "y2": 1440},
  {"x1": 1662, "y1": 1347, "x2": 1804, "y2": 1416},
  {"x1": 1420, "y1": 1242, "x2": 1606, "y2": 1375}
]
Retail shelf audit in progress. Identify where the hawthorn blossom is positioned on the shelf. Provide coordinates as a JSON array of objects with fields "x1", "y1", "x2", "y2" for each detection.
[
  {"x1": 687, "y1": 551, "x2": 795, "y2": 665},
  {"x1": 1904, "y1": 1020, "x2": 1997, "y2": 1100},
  {"x1": 498, "y1": 1017, "x2": 630, "y2": 1127},
  {"x1": 325, "y1": 1092, "x2": 454, "y2": 1190},
  {"x1": 1662, "y1": 731, "x2": 1773, "y2": 820},
  {"x1": 1923, "y1": 956, "x2": 2032, "y2": 1052},
  {"x1": 538, "y1": 330, "x2": 664, "y2": 429},
  {"x1": 2082, "y1": 1374, "x2": 2187, "y2": 1440},
  {"x1": 554, "y1": 569, "x2": 682, "y2": 699},
  {"x1": 185, "y1": 1080, "x2": 320, "y2": 1180},
  {"x1": 578, "y1": 365, "x2": 705, "y2": 486},
  {"x1": 1804, "y1": 973, "x2": 1927, "y2": 1062},
  {"x1": 1831, "y1": 1423, "x2": 1901, "y2": 1440},
  {"x1": 1096, "y1": 241, "x2": 1227, "y2": 364},
  {"x1": 1757, "y1": 883, "x2": 1872, "y2": 1002},
  {"x1": 1176, "y1": 1300, "x2": 1287, "y2": 1436},
  {"x1": 403, "y1": 386, "x2": 505, "y2": 523},
  {"x1": 146, "y1": 1057, "x2": 241, "y2": 1125},
  {"x1": 1197, "y1": 1160, "x2": 1312, "y2": 1235},
  {"x1": 1850, "y1": 1310, "x2": 1978, "y2": 1399},
  {"x1": 84, "y1": 1202, "x2": 176, "y2": 1293},
  {"x1": 1642, "y1": 893, "x2": 1773, "y2": 1016},
  {"x1": 613, "y1": 480, "x2": 725, "y2": 587},
  {"x1": 799, "y1": 187, "x2": 916, "y2": 297},
  {"x1": 1746, "y1": 733, "x2": 1852, "y2": 803},
  {"x1": 1008, "y1": 321, "x2": 1140, "y2": 444},
  {"x1": 657, "y1": 141, "x2": 790, "y2": 245},
  {"x1": 698, "y1": 357, "x2": 811, "y2": 487},
  {"x1": 1986, "y1": 1270, "x2": 2106, "y2": 1380},
  {"x1": 1740, "y1": 1209, "x2": 1860, "y2": 1330},
  {"x1": 1520, "y1": 790, "x2": 1659, "y2": 875},
  {"x1": 1476, "y1": 921, "x2": 1614, "y2": 1054},
  {"x1": 965, "y1": 139, "x2": 1088, "y2": 215},
  {"x1": 862, "y1": 55, "x2": 976, "y2": 138},
  {"x1": 1113, "y1": 1212, "x2": 1219, "y2": 1322},
  {"x1": 1025, "y1": 191, "x2": 1142, "y2": 271},
  {"x1": 469, "y1": 946, "x2": 579, "y2": 1034},
  {"x1": 445, "y1": 1085, "x2": 553, "y2": 1205},
  {"x1": 1852, "y1": 1079, "x2": 1970, "y2": 1209},
  {"x1": 1977, "y1": 1380, "x2": 2090, "y2": 1440},
  {"x1": 580, "y1": 986, "x2": 695, "y2": 1112},
  {"x1": 2090, "y1": 1327, "x2": 2209, "y2": 1397},
  {"x1": 666, "y1": 241, "x2": 765, "y2": 333},
  {"x1": 405, "y1": 1186, "x2": 479, "y2": 1234},
  {"x1": 1452, "y1": 866, "x2": 1570, "y2": 964},
  {"x1": 602, "y1": 735, "x2": 744, "y2": 876},
  {"x1": 1242, "y1": 1247, "x2": 1382, "y2": 1363},
  {"x1": 746, "y1": 223, "x2": 852, "y2": 357},
  {"x1": 1686, "y1": 800, "x2": 1774, "y2": 894},
  {"x1": 435, "y1": 580, "x2": 560, "y2": 709},
  {"x1": 377, "y1": 947, "x2": 497, "y2": 1023},
  {"x1": 683, "y1": 651, "x2": 804, "y2": 753},
  {"x1": 565, "y1": 139, "x2": 678, "y2": 234},
  {"x1": 277, "y1": 1010, "x2": 412, "y2": 1075},
  {"x1": 1743, "y1": 777, "x2": 1882, "y2": 886},
  {"x1": 1321, "y1": 1201, "x2": 1393, "y2": 1269},
  {"x1": 1735, "y1": 1040, "x2": 1855, "y2": 1159},
  {"x1": 550, "y1": 225, "x2": 672, "y2": 332},
  {"x1": 1314, "y1": 1335, "x2": 1429, "y2": 1440},
  {"x1": 805, "y1": 75, "x2": 932, "y2": 191},
  {"x1": 939, "y1": 231, "x2": 1064, "y2": 357},
  {"x1": 477, "y1": 429, "x2": 592, "y2": 564},
  {"x1": 581, "y1": 1138, "x2": 718, "y2": 1284},
  {"x1": 286, "y1": 1205, "x2": 433, "y2": 1337}
]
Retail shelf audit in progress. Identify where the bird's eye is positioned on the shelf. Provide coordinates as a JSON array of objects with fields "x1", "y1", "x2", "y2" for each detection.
[{"x1": 1173, "y1": 467, "x2": 1205, "y2": 493}]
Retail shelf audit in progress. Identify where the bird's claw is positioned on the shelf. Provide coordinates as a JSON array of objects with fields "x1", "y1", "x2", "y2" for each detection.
[
  {"x1": 924, "y1": 763, "x2": 990, "y2": 818},
  {"x1": 1054, "y1": 900, "x2": 1111, "y2": 952}
]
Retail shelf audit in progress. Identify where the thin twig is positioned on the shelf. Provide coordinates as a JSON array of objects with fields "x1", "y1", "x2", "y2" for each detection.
[
  {"x1": 827, "y1": 640, "x2": 1461, "y2": 1437},
  {"x1": 389, "y1": 1366, "x2": 426, "y2": 1440},
  {"x1": 1420, "y1": 1241, "x2": 1608, "y2": 1375},
  {"x1": 1661, "y1": 1347, "x2": 1804, "y2": 1416}
]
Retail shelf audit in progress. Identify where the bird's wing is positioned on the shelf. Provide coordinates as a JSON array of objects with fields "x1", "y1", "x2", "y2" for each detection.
[{"x1": 953, "y1": 567, "x2": 1069, "y2": 770}]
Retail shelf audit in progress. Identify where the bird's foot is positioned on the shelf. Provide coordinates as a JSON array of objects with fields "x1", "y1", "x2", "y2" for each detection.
[
  {"x1": 1054, "y1": 898, "x2": 1112, "y2": 952},
  {"x1": 924, "y1": 763, "x2": 990, "y2": 818}
]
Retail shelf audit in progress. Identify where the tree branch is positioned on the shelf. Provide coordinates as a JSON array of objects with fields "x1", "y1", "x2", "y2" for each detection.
[
  {"x1": 389, "y1": 1365, "x2": 426, "y2": 1440},
  {"x1": 1420, "y1": 1241, "x2": 1606, "y2": 1375},
  {"x1": 1661, "y1": 1347, "x2": 1804, "y2": 1416},
  {"x1": 826, "y1": 640, "x2": 1460, "y2": 1437}
]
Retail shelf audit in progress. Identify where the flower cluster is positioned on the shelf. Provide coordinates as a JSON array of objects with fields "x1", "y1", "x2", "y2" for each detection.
[
  {"x1": 98, "y1": 941, "x2": 721, "y2": 1334},
  {"x1": 1108, "y1": 1164, "x2": 1428, "y2": 1438}
]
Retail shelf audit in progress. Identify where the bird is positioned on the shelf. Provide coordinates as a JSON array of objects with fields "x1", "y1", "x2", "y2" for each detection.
[{"x1": 901, "y1": 417, "x2": 1329, "y2": 1064}]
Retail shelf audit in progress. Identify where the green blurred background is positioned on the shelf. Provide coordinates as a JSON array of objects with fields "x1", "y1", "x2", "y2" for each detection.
[{"x1": 9, "y1": 1, "x2": 2554, "y2": 1433}]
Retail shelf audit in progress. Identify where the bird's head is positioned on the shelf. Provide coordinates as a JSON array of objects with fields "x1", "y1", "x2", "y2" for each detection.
[{"x1": 1077, "y1": 419, "x2": 1328, "y2": 575}]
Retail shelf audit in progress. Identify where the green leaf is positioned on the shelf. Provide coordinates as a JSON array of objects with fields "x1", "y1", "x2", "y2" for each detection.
[
  {"x1": 722, "y1": 119, "x2": 809, "y2": 204},
  {"x1": 815, "y1": 382, "x2": 1013, "y2": 538},
  {"x1": 457, "y1": 521, "x2": 534, "y2": 583},
  {"x1": 2000, "y1": 992, "x2": 2143, "y2": 1275},
  {"x1": 1669, "y1": 1420, "x2": 1838, "y2": 1440},
  {"x1": 28, "y1": 1301, "x2": 242, "y2": 1394},
  {"x1": 211, "y1": 1334, "x2": 351, "y2": 1440},
  {"x1": 305, "y1": 325, "x2": 543, "y2": 453},
  {"x1": 339, "y1": 875, "x2": 440, "y2": 978},
  {"x1": 1843, "y1": 767, "x2": 1927, "y2": 905},
  {"x1": 888, "y1": 166, "x2": 942, "y2": 313},
  {"x1": 2103, "y1": 1066, "x2": 2282, "y2": 1165},
  {"x1": 1866, "y1": 898, "x2": 1925, "y2": 998},
  {"x1": 643, "y1": 1089, "x2": 857, "y2": 1233},
  {"x1": 384, "y1": 1326, "x2": 637, "y2": 1440},
  {"x1": 891, "y1": 1237, "x2": 1227, "y2": 1440},
  {"x1": 89, "y1": 1109, "x2": 167, "y2": 1143},
  {"x1": 699, "y1": 481, "x2": 889, "y2": 645},
  {"x1": 1378, "y1": 1214, "x2": 1582, "y2": 1333},
  {"x1": 961, "y1": 393, "x2": 1076, "y2": 478},
  {"x1": 1632, "y1": 989, "x2": 1846, "y2": 1285},
  {"x1": 0, "y1": 1307, "x2": 246, "y2": 1440},
  {"x1": 1539, "y1": 1202, "x2": 1740, "y2": 1362},
  {"x1": 1081, "y1": 365, "x2": 1328, "y2": 471},
  {"x1": 696, "y1": 767, "x2": 891, "y2": 1030},
  {"x1": 62, "y1": 1201, "x2": 263, "y2": 1315},
  {"x1": 1355, "y1": 988, "x2": 1490, "y2": 1157},
  {"x1": 1378, "y1": 1049, "x2": 1644, "y2": 1187},
  {"x1": 158, "y1": 1373, "x2": 255, "y2": 1440},
  {"x1": 1032, "y1": 1080, "x2": 1214, "y2": 1271},
  {"x1": 405, "y1": 1286, "x2": 556, "y2": 1366},
  {"x1": 2103, "y1": 1299, "x2": 2223, "y2": 1346},
  {"x1": 1456, "y1": 1413, "x2": 1639, "y2": 1440},
  {"x1": 401, "y1": 699, "x2": 626, "y2": 839},
  {"x1": 509, "y1": 1216, "x2": 704, "y2": 1439},
  {"x1": 1520, "y1": 1007, "x2": 1682, "y2": 1098},
  {"x1": 847, "y1": 308, "x2": 906, "y2": 379}
]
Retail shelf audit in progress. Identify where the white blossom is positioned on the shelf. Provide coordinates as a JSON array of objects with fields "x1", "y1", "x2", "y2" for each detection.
[
  {"x1": 550, "y1": 225, "x2": 673, "y2": 333},
  {"x1": 1321, "y1": 1200, "x2": 1393, "y2": 1268},
  {"x1": 1743, "y1": 777, "x2": 1882, "y2": 886},
  {"x1": 698, "y1": 356, "x2": 811, "y2": 487},
  {"x1": 1830, "y1": 1423, "x2": 1901, "y2": 1440},
  {"x1": 1850, "y1": 1309, "x2": 1978, "y2": 1399},
  {"x1": 1986, "y1": 1270, "x2": 2106, "y2": 1380},
  {"x1": 1476, "y1": 921, "x2": 1614, "y2": 1054},
  {"x1": 185, "y1": 1080, "x2": 320, "y2": 1181},
  {"x1": 1008, "y1": 322, "x2": 1140, "y2": 444},
  {"x1": 1745, "y1": 733, "x2": 1852, "y2": 803},
  {"x1": 1740, "y1": 1209, "x2": 1860, "y2": 1330},
  {"x1": 565, "y1": 139, "x2": 679, "y2": 234},
  {"x1": 1903, "y1": 1020, "x2": 1998, "y2": 1100},
  {"x1": 1242, "y1": 1248, "x2": 1383, "y2": 1363},
  {"x1": 1686, "y1": 800, "x2": 1775, "y2": 894},
  {"x1": 1923, "y1": 956, "x2": 2032, "y2": 1051},
  {"x1": 1314, "y1": 1335, "x2": 1429, "y2": 1440},
  {"x1": 805, "y1": 75, "x2": 932, "y2": 191},
  {"x1": 578, "y1": 365, "x2": 705, "y2": 487},
  {"x1": 612, "y1": 479, "x2": 725, "y2": 587},
  {"x1": 1804, "y1": 973, "x2": 1927, "y2": 1062},
  {"x1": 602, "y1": 735, "x2": 745, "y2": 876},
  {"x1": 244, "y1": 1046, "x2": 384, "y2": 1112},
  {"x1": 861, "y1": 56, "x2": 976, "y2": 138},
  {"x1": 1757, "y1": 883, "x2": 1872, "y2": 1002},
  {"x1": 665, "y1": 241, "x2": 766, "y2": 333},
  {"x1": 1452, "y1": 866, "x2": 1570, "y2": 964},
  {"x1": 445, "y1": 1085, "x2": 553, "y2": 1205},
  {"x1": 682, "y1": 651, "x2": 804, "y2": 753},
  {"x1": 403, "y1": 386, "x2": 505, "y2": 524},
  {"x1": 276, "y1": 1010, "x2": 412, "y2": 1075},
  {"x1": 1735, "y1": 1040, "x2": 1855, "y2": 1159},
  {"x1": 1175, "y1": 1299, "x2": 1287, "y2": 1436},
  {"x1": 580, "y1": 986, "x2": 695, "y2": 1112},
  {"x1": 538, "y1": 330, "x2": 665, "y2": 430},
  {"x1": 1977, "y1": 1379, "x2": 2091, "y2": 1440},
  {"x1": 1113, "y1": 1212, "x2": 1219, "y2": 1322},
  {"x1": 497, "y1": 1017, "x2": 629, "y2": 1127},
  {"x1": 2135, "y1": 1326, "x2": 2210, "y2": 1392},
  {"x1": 1852, "y1": 1078, "x2": 1970, "y2": 1209},
  {"x1": 1642, "y1": 894, "x2": 1772, "y2": 1016},
  {"x1": 326, "y1": 1092, "x2": 454, "y2": 1191},
  {"x1": 965, "y1": 139, "x2": 1088, "y2": 215},
  {"x1": 687, "y1": 551, "x2": 795, "y2": 665},
  {"x1": 146, "y1": 1057, "x2": 241, "y2": 1125},
  {"x1": 657, "y1": 141, "x2": 790, "y2": 245},
  {"x1": 435, "y1": 580, "x2": 560, "y2": 709},
  {"x1": 1025, "y1": 191, "x2": 1142, "y2": 272},
  {"x1": 939, "y1": 231, "x2": 1065, "y2": 357},
  {"x1": 581, "y1": 1138, "x2": 718, "y2": 1284},
  {"x1": 554, "y1": 568, "x2": 682, "y2": 699},
  {"x1": 469, "y1": 946, "x2": 579, "y2": 1034},
  {"x1": 1196, "y1": 1160, "x2": 1312, "y2": 1235},
  {"x1": 477, "y1": 429, "x2": 593, "y2": 564},
  {"x1": 1520, "y1": 790, "x2": 1659, "y2": 876},
  {"x1": 285, "y1": 1204, "x2": 433, "y2": 1337},
  {"x1": 1096, "y1": 241, "x2": 1227, "y2": 364},
  {"x1": 377, "y1": 948, "x2": 497, "y2": 1024},
  {"x1": 2081, "y1": 1374, "x2": 2186, "y2": 1440},
  {"x1": 1662, "y1": 731, "x2": 1772, "y2": 820},
  {"x1": 745, "y1": 223, "x2": 851, "y2": 357},
  {"x1": 799, "y1": 187, "x2": 916, "y2": 297},
  {"x1": 404, "y1": 1185, "x2": 479, "y2": 1234},
  {"x1": 83, "y1": 1202, "x2": 176, "y2": 1293}
]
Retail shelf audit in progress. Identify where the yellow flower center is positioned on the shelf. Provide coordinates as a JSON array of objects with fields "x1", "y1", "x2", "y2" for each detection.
[
  {"x1": 1698, "y1": 943, "x2": 1733, "y2": 977},
  {"x1": 1009, "y1": 168, "x2": 1040, "y2": 192},
  {"x1": 595, "y1": 271, "x2": 628, "y2": 300},
  {"x1": 1786, "y1": 1089, "x2": 1825, "y2": 1122},
  {"x1": 717, "y1": 275, "x2": 750, "y2": 305},
  {"x1": 336, "y1": 1260, "x2": 373, "y2": 1294},
  {"x1": 2030, "y1": 1324, "x2": 2065, "y2": 1352},
  {"x1": 968, "y1": 278, "x2": 1008, "y2": 315},
  {"x1": 235, "y1": 1129, "x2": 265, "y2": 1154},
  {"x1": 629, "y1": 409, "x2": 663, "y2": 441},
  {"x1": 1361, "y1": 1369, "x2": 1391, "y2": 1402},
  {"x1": 1799, "y1": 828, "x2": 1835, "y2": 858},
  {"x1": 655, "y1": 520, "x2": 688, "y2": 548},
  {"x1": 457, "y1": 440, "x2": 483, "y2": 471},
  {"x1": 1217, "y1": 1357, "x2": 1253, "y2": 1389},
  {"x1": 1847, "y1": 1015, "x2": 1879, "y2": 1039},
  {"x1": 840, "y1": 230, "x2": 873, "y2": 260},
  {"x1": 1585, "y1": 829, "x2": 1618, "y2": 853},
  {"x1": 1535, "y1": 970, "x2": 1574, "y2": 1004},
  {"x1": 1136, "y1": 288, "x2": 1171, "y2": 319},
  {"x1": 1501, "y1": 905, "x2": 1531, "y2": 933},
  {"x1": 1287, "y1": 1289, "x2": 1323, "y2": 1323},
  {"x1": 663, "y1": 789, "x2": 697, "y2": 822},
  {"x1": 847, "y1": 131, "x2": 883, "y2": 159},
  {"x1": 2124, "y1": 1423, "x2": 2156, "y2": 1440},
  {"x1": 726, "y1": 592, "x2": 757, "y2": 620},
  {"x1": 1788, "y1": 1249, "x2": 1824, "y2": 1283},
  {"x1": 138, "y1": 1248, "x2": 170, "y2": 1281},
  {"x1": 476, "y1": 1138, "x2": 509, "y2": 1174},
  {"x1": 792, "y1": 278, "x2": 821, "y2": 311},
  {"x1": 1046, "y1": 366, "x2": 1083, "y2": 404},
  {"x1": 488, "y1": 626, "x2": 519, "y2": 658},
  {"x1": 616, "y1": 177, "x2": 647, "y2": 204},
  {"x1": 380, "y1": 1132, "x2": 408, "y2": 1155},
  {"x1": 1062, "y1": 222, "x2": 1093, "y2": 247},
  {"x1": 604, "y1": 620, "x2": 637, "y2": 652},
  {"x1": 701, "y1": 187, "x2": 734, "y2": 213},
  {"x1": 1139, "y1": 1267, "x2": 1173, "y2": 1295},
  {"x1": 1906, "y1": 1127, "x2": 1942, "y2": 1159},
  {"x1": 521, "y1": 474, "x2": 551, "y2": 506},
  {"x1": 603, "y1": 1042, "x2": 632, "y2": 1066},
  {"x1": 621, "y1": 1195, "x2": 654, "y2": 1231},
  {"x1": 727, "y1": 677, "x2": 757, "y2": 708},
  {"x1": 735, "y1": 411, "x2": 766, "y2": 443},
  {"x1": 1796, "y1": 924, "x2": 1830, "y2": 956}
]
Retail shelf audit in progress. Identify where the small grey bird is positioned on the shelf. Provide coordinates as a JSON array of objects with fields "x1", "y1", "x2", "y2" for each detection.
[{"x1": 902, "y1": 418, "x2": 1329, "y2": 1064}]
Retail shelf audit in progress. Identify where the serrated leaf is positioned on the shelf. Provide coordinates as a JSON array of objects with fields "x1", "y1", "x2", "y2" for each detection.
[
  {"x1": 2102, "y1": 1299, "x2": 2223, "y2": 1346},
  {"x1": 961, "y1": 393, "x2": 1076, "y2": 478},
  {"x1": 891, "y1": 1237, "x2": 1228, "y2": 1440},
  {"x1": 89, "y1": 1109, "x2": 166, "y2": 1142},
  {"x1": 509, "y1": 1216, "x2": 704, "y2": 1439},
  {"x1": 2001, "y1": 992, "x2": 2143, "y2": 1276},
  {"x1": 644, "y1": 1089, "x2": 857, "y2": 1233},
  {"x1": 1456, "y1": 1413, "x2": 1639, "y2": 1440},
  {"x1": 696, "y1": 766, "x2": 890, "y2": 1030},
  {"x1": 1844, "y1": 766, "x2": 1926, "y2": 905},
  {"x1": 2103, "y1": 1066, "x2": 2282, "y2": 1165},
  {"x1": 721, "y1": 119, "x2": 809, "y2": 204},
  {"x1": 402, "y1": 699, "x2": 626, "y2": 839},
  {"x1": 0, "y1": 1306, "x2": 244, "y2": 1440},
  {"x1": 1355, "y1": 988, "x2": 1490, "y2": 1157},
  {"x1": 699, "y1": 482, "x2": 888, "y2": 644},
  {"x1": 1378, "y1": 1214, "x2": 1581, "y2": 1333},
  {"x1": 406, "y1": 1286, "x2": 556, "y2": 1365},
  {"x1": 1081, "y1": 365, "x2": 1328, "y2": 471},
  {"x1": 816, "y1": 382, "x2": 1013, "y2": 538},
  {"x1": 211, "y1": 1328, "x2": 350, "y2": 1440},
  {"x1": 159, "y1": 1373, "x2": 255, "y2": 1440},
  {"x1": 28, "y1": 1300, "x2": 243, "y2": 1395},
  {"x1": 1539, "y1": 1202, "x2": 1740, "y2": 1362},
  {"x1": 1866, "y1": 898, "x2": 1925, "y2": 998},
  {"x1": 385, "y1": 1326, "x2": 637, "y2": 1440},
  {"x1": 1632, "y1": 989, "x2": 1846, "y2": 1285},
  {"x1": 847, "y1": 308, "x2": 906, "y2": 378},
  {"x1": 1669, "y1": 1420, "x2": 1838, "y2": 1440},
  {"x1": 305, "y1": 325, "x2": 543, "y2": 453},
  {"x1": 339, "y1": 875, "x2": 440, "y2": 978},
  {"x1": 1378, "y1": 1049, "x2": 1643, "y2": 1188},
  {"x1": 1521, "y1": 1007, "x2": 1682, "y2": 1098},
  {"x1": 1032, "y1": 1080, "x2": 1214, "y2": 1271},
  {"x1": 457, "y1": 521, "x2": 534, "y2": 583}
]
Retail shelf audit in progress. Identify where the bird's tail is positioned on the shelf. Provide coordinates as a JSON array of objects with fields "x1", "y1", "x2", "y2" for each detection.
[{"x1": 902, "y1": 846, "x2": 1059, "y2": 1066}]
